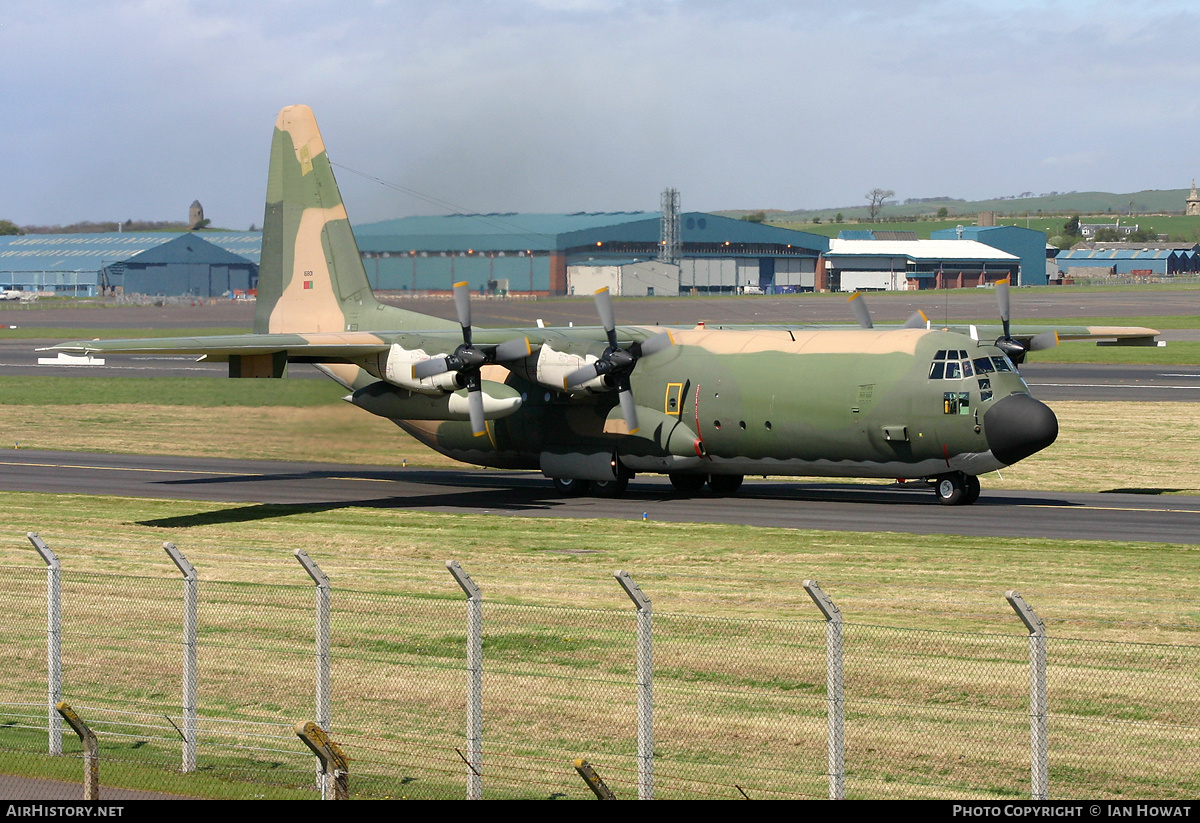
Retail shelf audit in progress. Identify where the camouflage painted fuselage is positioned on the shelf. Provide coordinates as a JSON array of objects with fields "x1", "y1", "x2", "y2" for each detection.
[{"x1": 398, "y1": 325, "x2": 1043, "y2": 481}]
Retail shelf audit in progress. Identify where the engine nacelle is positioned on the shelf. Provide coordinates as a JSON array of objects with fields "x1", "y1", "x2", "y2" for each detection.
[
  {"x1": 381, "y1": 344, "x2": 459, "y2": 394},
  {"x1": 348, "y1": 380, "x2": 523, "y2": 421},
  {"x1": 535, "y1": 341, "x2": 607, "y2": 393}
]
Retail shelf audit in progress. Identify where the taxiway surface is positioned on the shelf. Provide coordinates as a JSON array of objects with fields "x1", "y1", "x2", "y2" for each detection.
[{"x1": 3, "y1": 450, "x2": 1197, "y2": 545}]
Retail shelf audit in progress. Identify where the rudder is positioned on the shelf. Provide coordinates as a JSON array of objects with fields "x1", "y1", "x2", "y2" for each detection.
[{"x1": 255, "y1": 105, "x2": 379, "y2": 334}]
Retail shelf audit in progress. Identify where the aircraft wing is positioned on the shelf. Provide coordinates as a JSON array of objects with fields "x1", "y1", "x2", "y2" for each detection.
[
  {"x1": 929, "y1": 324, "x2": 1164, "y2": 347},
  {"x1": 40, "y1": 332, "x2": 395, "y2": 362}
]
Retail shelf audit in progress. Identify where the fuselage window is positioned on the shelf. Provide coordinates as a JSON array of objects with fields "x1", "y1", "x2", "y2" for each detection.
[
  {"x1": 973, "y1": 357, "x2": 995, "y2": 374},
  {"x1": 929, "y1": 361, "x2": 945, "y2": 379},
  {"x1": 945, "y1": 361, "x2": 962, "y2": 379},
  {"x1": 991, "y1": 356, "x2": 1014, "y2": 372}
]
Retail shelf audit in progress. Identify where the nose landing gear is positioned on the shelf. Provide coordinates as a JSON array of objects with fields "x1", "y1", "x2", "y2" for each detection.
[{"x1": 932, "y1": 472, "x2": 981, "y2": 506}]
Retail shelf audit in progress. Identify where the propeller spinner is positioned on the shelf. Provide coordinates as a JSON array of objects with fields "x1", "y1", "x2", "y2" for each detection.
[
  {"x1": 994, "y1": 277, "x2": 1057, "y2": 366},
  {"x1": 563, "y1": 287, "x2": 673, "y2": 434},
  {"x1": 411, "y1": 281, "x2": 531, "y2": 436}
]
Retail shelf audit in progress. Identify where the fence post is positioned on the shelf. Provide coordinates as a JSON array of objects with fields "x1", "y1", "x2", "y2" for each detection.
[
  {"x1": 163, "y1": 542, "x2": 197, "y2": 773},
  {"x1": 614, "y1": 570, "x2": 653, "y2": 800},
  {"x1": 1006, "y1": 591, "x2": 1048, "y2": 800},
  {"x1": 27, "y1": 533, "x2": 61, "y2": 756},
  {"x1": 56, "y1": 702, "x2": 98, "y2": 800},
  {"x1": 295, "y1": 549, "x2": 332, "y2": 795},
  {"x1": 295, "y1": 721, "x2": 349, "y2": 800},
  {"x1": 803, "y1": 579, "x2": 845, "y2": 800},
  {"x1": 447, "y1": 561, "x2": 482, "y2": 800}
]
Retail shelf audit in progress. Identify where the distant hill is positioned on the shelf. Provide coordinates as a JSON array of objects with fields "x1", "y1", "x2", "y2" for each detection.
[{"x1": 717, "y1": 189, "x2": 1192, "y2": 223}]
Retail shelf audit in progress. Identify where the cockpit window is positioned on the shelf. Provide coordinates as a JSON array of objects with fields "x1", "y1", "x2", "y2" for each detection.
[{"x1": 931, "y1": 350, "x2": 1014, "y2": 380}]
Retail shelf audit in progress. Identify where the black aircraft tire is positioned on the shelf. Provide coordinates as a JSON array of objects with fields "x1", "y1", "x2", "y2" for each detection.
[
  {"x1": 934, "y1": 473, "x2": 966, "y2": 506},
  {"x1": 669, "y1": 472, "x2": 708, "y2": 494},
  {"x1": 708, "y1": 474, "x2": 744, "y2": 495},
  {"x1": 591, "y1": 476, "x2": 629, "y2": 498},
  {"x1": 552, "y1": 477, "x2": 590, "y2": 497},
  {"x1": 962, "y1": 475, "x2": 981, "y2": 505}
]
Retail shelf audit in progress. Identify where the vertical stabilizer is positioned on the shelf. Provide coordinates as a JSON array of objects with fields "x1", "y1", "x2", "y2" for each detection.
[{"x1": 255, "y1": 105, "x2": 381, "y2": 334}]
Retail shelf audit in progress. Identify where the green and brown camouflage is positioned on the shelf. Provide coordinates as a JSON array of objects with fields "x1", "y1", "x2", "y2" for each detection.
[
  {"x1": 256, "y1": 105, "x2": 456, "y2": 341},
  {"x1": 44, "y1": 105, "x2": 1159, "y2": 505}
]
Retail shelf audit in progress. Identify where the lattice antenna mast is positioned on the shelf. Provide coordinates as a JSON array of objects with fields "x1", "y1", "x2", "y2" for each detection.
[{"x1": 659, "y1": 187, "x2": 680, "y2": 264}]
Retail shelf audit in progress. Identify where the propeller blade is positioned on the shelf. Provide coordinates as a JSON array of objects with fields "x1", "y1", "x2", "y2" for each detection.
[
  {"x1": 996, "y1": 277, "x2": 1012, "y2": 339},
  {"x1": 564, "y1": 362, "x2": 600, "y2": 389},
  {"x1": 637, "y1": 330, "x2": 674, "y2": 358},
  {"x1": 453, "y1": 281, "x2": 473, "y2": 346},
  {"x1": 1029, "y1": 330, "x2": 1059, "y2": 351},
  {"x1": 902, "y1": 310, "x2": 928, "y2": 329},
  {"x1": 493, "y1": 336, "x2": 532, "y2": 362},
  {"x1": 593, "y1": 287, "x2": 620, "y2": 350},
  {"x1": 618, "y1": 388, "x2": 640, "y2": 434},
  {"x1": 467, "y1": 387, "x2": 486, "y2": 437},
  {"x1": 412, "y1": 356, "x2": 451, "y2": 380},
  {"x1": 849, "y1": 292, "x2": 873, "y2": 329}
]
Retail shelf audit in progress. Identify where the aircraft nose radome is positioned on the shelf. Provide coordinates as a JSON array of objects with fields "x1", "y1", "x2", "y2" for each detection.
[{"x1": 984, "y1": 393, "x2": 1059, "y2": 466}]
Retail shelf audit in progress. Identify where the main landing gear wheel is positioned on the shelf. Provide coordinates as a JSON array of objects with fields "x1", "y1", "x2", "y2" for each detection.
[
  {"x1": 591, "y1": 475, "x2": 630, "y2": 498},
  {"x1": 962, "y1": 474, "x2": 981, "y2": 505},
  {"x1": 552, "y1": 477, "x2": 590, "y2": 497},
  {"x1": 708, "y1": 474, "x2": 744, "y2": 495},
  {"x1": 934, "y1": 472, "x2": 979, "y2": 506},
  {"x1": 669, "y1": 472, "x2": 707, "y2": 494}
]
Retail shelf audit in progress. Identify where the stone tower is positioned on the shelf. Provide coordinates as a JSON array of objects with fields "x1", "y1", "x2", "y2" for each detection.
[
  {"x1": 189, "y1": 200, "x2": 204, "y2": 229},
  {"x1": 1186, "y1": 182, "x2": 1200, "y2": 216}
]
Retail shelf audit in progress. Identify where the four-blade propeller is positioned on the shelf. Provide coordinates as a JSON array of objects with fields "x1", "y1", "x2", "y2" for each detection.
[
  {"x1": 994, "y1": 277, "x2": 1057, "y2": 365},
  {"x1": 411, "y1": 281, "x2": 530, "y2": 436},
  {"x1": 562, "y1": 287, "x2": 674, "y2": 434}
]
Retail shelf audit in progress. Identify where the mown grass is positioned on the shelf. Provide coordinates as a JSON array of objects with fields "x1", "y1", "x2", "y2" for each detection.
[
  {"x1": 0, "y1": 375, "x2": 346, "y2": 407},
  {"x1": 1, "y1": 495, "x2": 1198, "y2": 799}
]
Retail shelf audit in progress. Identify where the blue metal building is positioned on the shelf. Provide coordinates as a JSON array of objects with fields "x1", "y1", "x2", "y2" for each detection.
[
  {"x1": 0, "y1": 232, "x2": 261, "y2": 296},
  {"x1": 930, "y1": 225, "x2": 1048, "y2": 286}
]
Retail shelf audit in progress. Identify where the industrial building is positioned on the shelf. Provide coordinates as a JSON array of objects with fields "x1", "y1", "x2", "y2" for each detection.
[
  {"x1": 352, "y1": 211, "x2": 830, "y2": 295},
  {"x1": 929, "y1": 225, "x2": 1048, "y2": 286},
  {"x1": 824, "y1": 236, "x2": 1020, "y2": 291},
  {"x1": 0, "y1": 231, "x2": 260, "y2": 297},
  {"x1": 1055, "y1": 242, "x2": 1200, "y2": 278}
]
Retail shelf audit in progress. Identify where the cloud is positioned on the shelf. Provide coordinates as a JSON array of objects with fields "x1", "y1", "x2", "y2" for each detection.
[{"x1": 6, "y1": 0, "x2": 1200, "y2": 228}]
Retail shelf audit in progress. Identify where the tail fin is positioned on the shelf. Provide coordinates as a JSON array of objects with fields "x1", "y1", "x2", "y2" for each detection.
[
  {"x1": 255, "y1": 106, "x2": 455, "y2": 335},
  {"x1": 255, "y1": 105, "x2": 380, "y2": 334}
]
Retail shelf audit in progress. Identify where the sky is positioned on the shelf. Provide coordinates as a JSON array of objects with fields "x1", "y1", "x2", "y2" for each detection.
[{"x1": 6, "y1": 0, "x2": 1200, "y2": 230}]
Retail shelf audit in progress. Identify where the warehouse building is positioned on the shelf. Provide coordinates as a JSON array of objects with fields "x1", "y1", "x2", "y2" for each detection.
[
  {"x1": 929, "y1": 225, "x2": 1048, "y2": 286},
  {"x1": 353, "y1": 212, "x2": 830, "y2": 295},
  {"x1": 0, "y1": 231, "x2": 260, "y2": 297},
  {"x1": 824, "y1": 235, "x2": 1020, "y2": 291},
  {"x1": 1055, "y1": 242, "x2": 1200, "y2": 278}
]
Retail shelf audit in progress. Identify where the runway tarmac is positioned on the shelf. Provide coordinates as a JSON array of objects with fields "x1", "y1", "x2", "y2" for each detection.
[{"x1": 3, "y1": 449, "x2": 1198, "y2": 545}]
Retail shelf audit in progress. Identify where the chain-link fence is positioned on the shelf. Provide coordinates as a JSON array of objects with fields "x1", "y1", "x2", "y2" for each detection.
[{"x1": 1, "y1": 534, "x2": 1197, "y2": 800}]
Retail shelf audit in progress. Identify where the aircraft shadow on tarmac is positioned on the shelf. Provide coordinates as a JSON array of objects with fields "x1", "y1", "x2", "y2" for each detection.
[{"x1": 139, "y1": 469, "x2": 1074, "y2": 529}]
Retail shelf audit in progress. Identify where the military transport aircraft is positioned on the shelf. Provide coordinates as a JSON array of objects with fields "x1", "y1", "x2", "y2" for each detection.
[{"x1": 45, "y1": 105, "x2": 1164, "y2": 505}]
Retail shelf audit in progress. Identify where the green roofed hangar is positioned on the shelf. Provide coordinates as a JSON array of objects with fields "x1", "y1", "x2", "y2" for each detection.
[{"x1": 353, "y1": 210, "x2": 831, "y2": 296}]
